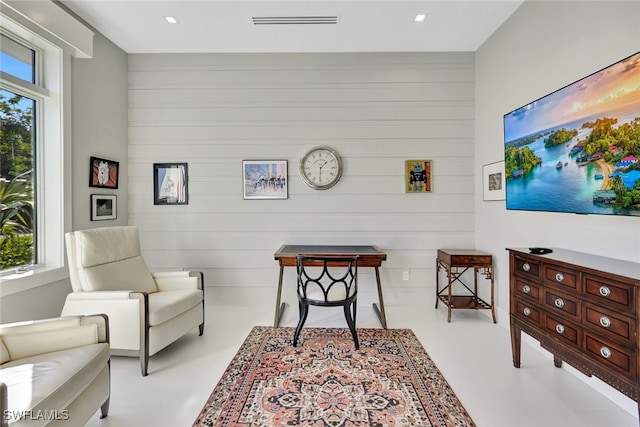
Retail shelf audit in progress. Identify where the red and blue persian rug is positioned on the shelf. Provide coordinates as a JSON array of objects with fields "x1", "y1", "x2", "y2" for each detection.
[{"x1": 194, "y1": 326, "x2": 475, "y2": 427}]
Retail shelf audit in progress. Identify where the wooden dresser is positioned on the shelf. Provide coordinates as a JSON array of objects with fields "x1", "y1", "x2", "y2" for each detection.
[{"x1": 508, "y1": 248, "x2": 640, "y2": 416}]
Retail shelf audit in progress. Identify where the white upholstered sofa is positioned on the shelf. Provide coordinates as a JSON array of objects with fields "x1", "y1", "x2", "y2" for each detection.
[
  {"x1": 61, "y1": 226, "x2": 204, "y2": 376},
  {"x1": 0, "y1": 315, "x2": 110, "y2": 427}
]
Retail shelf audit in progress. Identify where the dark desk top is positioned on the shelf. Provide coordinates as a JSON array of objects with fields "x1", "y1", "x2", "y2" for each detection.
[
  {"x1": 274, "y1": 245, "x2": 387, "y2": 266},
  {"x1": 437, "y1": 249, "x2": 492, "y2": 267}
]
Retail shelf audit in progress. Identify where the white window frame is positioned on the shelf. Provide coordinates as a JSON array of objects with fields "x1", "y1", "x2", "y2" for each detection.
[{"x1": 0, "y1": 5, "x2": 75, "y2": 296}]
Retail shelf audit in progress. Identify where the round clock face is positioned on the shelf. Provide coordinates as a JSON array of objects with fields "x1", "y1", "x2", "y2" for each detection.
[{"x1": 299, "y1": 146, "x2": 343, "y2": 190}]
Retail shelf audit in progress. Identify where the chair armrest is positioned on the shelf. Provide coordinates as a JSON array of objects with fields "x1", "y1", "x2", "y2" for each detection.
[
  {"x1": 153, "y1": 271, "x2": 203, "y2": 291},
  {"x1": 64, "y1": 291, "x2": 137, "y2": 301},
  {"x1": 0, "y1": 382, "x2": 6, "y2": 427},
  {"x1": 0, "y1": 315, "x2": 96, "y2": 335},
  {"x1": 79, "y1": 314, "x2": 110, "y2": 344},
  {"x1": 0, "y1": 315, "x2": 107, "y2": 361},
  {"x1": 62, "y1": 293, "x2": 148, "y2": 351}
]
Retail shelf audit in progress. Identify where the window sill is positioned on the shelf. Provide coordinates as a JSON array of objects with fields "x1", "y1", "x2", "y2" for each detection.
[{"x1": 0, "y1": 267, "x2": 68, "y2": 297}]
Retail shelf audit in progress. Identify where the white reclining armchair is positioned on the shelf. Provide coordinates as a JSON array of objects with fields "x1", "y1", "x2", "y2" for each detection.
[
  {"x1": 61, "y1": 226, "x2": 204, "y2": 376},
  {"x1": 0, "y1": 315, "x2": 110, "y2": 427}
]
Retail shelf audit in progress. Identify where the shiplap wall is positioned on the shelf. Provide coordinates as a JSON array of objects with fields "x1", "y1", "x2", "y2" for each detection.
[{"x1": 128, "y1": 52, "x2": 476, "y2": 306}]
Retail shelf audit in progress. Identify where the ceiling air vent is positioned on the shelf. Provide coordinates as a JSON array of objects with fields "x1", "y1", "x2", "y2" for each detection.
[{"x1": 252, "y1": 16, "x2": 339, "y2": 25}]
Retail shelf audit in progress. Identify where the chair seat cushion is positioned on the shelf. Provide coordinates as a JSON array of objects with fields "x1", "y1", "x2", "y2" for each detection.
[
  {"x1": 148, "y1": 290, "x2": 203, "y2": 326},
  {"x1": 0, "y1": 343, "x2": 109, "y2": 415}
]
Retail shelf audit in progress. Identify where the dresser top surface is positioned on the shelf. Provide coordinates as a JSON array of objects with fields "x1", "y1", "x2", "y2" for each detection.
[{"x1": 507, "y1": 248, "x2": 640, "y2": 281}]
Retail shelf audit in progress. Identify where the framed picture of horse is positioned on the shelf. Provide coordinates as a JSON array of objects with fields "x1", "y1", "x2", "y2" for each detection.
[
  {"x1": 89, "y1": 156, "x2": 119, "y2": 189},
  {"x1": 242, "y1": 160, "x2": 288, "y2": 200}
]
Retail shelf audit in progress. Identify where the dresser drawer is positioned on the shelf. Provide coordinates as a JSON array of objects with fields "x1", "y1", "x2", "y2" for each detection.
[
  {"x1": 513, "y1": 278, "x2": 542, "y2": 303},
  {"x1": 583, "y1": 274, "x2": 635, "y2": 314},
  {"x1": 543, "y1": 264, "x2": 579, "y2": 292},
  {"x1": 543, "y1": 313, "x2": 581, "y2": 349},
  {"x1": 584, "y1": 332, "x2": 636, "y2": 379},
  {"x1": 582, "y1": 302, "x2": 635, "y2": 347},
  {"x1": 513, "y1": 256, "x2": 541, "y2": 281},
  {"x1": 543, "y1": 288, "x2": 580, "y2": 322},
  {"x1": 513, "y1": 298, "x2": 541, "y2": 326}
]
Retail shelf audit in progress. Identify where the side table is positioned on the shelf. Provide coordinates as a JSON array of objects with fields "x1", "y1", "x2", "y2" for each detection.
[{"x1": 435, "y1": 249, "x2": 496, "y2": 323}]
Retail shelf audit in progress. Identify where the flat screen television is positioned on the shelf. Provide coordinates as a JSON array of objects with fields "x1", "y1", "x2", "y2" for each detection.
[{"x1": 504, "y1": 51, "x2": 640, "y2": 217}]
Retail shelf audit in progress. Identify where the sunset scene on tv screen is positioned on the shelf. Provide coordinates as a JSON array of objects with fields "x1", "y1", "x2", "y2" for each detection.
[{"x1": 504, "y1": 51, "x2": 640, "y2": 216}]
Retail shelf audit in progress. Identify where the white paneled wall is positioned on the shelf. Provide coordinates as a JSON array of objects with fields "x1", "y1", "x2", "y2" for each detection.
[{"x1": 128, "y1": 52, "x2": 476, "y2": 304}]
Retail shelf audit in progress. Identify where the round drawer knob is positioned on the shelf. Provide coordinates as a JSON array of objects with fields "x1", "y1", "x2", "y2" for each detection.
[
  {"x1": 523, "y1": 285, "x2": 531, "y2": 294},
  {"x1": 522, "y1": 263, "x2": 531, "y2": 272},
  {"x1": 599, "y1": 316, "x2": 611, "y2": 328},
  {"x1": 600, "y1": 347, "x2": 612, "y2": 359},
  {"x1": 555, "y1": 273, "x2": 564, "y2": 282},
  {"x1": 599, "y1": 286, "x2": 611, "y2": 297},
  {"x1": 555, "y1": 324, "x2": 565, "y2": 334},
  {"x1": 523, "y1": 307, "x2": 531, "y2": 317},
  {"x1": 554, "y1": 298, "x2": 565, "y2": 309}
]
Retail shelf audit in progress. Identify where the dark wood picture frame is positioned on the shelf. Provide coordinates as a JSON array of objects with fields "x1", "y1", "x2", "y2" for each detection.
[
  {"x1": 89, "y1": 156, "x2": 119, "y2": 189},
  {"x1": 154, "y1": 163, "x2": 189, "y2": 205}
]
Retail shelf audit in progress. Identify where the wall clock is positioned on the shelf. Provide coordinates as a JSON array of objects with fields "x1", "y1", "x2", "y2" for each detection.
[{"x1": 299, "y1": 146, "x2": 343, "y2": 190}]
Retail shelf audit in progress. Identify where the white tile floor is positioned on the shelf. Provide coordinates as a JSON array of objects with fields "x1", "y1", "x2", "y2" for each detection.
[{"x1": 86, "y1": 287, "x2": 639, "y2": 427}]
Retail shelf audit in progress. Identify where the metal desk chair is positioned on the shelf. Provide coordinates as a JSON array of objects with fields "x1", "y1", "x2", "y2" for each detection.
[{"x1": 294, "y1": 255, "x2": 359, "y2": 349}]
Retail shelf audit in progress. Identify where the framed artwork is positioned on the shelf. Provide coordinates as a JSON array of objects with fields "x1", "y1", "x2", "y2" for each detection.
[
  {"x1": 89, "y1": 156, "x2": 119, "y2": 189},
  {"x1": 91, "y1": 194, "x2": 117, "y2": 221},
  {"x1": 242, "y1": 160, "x2": 288, "y2": 199},
  {"x1": 483, "y1": 161, "x2": 506, "y2": 201},
  {"x1": 154, "y1": 163, "x2": 188, "y2": 205},
  {"x1": 405, "y1": 160, "x2": 432, "y2": 193}
]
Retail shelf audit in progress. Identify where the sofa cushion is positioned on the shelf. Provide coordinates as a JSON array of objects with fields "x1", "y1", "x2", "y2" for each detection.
[
  {"x1": 0, "y1": 343, "x2": 110, "y2": 415},
  {"x1": 148, "y1": 290, "x2": 203, "y2": 326}
]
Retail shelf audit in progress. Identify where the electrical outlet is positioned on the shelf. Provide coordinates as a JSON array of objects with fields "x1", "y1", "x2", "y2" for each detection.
[{"x1": 402, "y1": 270, "x2": 409, "y2": 281}]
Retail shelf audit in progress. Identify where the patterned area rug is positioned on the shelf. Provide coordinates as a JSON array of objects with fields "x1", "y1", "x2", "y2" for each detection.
[{"x1": 194, "y1": 326, "x2": 476, "y2": 427}]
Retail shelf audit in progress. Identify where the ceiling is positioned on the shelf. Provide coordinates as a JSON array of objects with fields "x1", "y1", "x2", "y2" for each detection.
[{"x1": 59, "y1": 0, "x2": 524, "y2": 54}]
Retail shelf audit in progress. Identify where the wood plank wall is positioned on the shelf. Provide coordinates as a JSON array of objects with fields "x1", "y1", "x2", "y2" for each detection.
[{"x1": 128, "y1": 52, "x2": 476, "y2": 305}]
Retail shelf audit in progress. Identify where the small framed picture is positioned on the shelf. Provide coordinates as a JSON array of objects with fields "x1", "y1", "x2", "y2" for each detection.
[
  {"x1": 405, "y1": 160, "x2": 432, "y2": 193},
  {"x1": 483, "y1": 161, "x2": 506, "y2": 201},
  {"x1": 91, "y1": 194, "x2": 117, "y2": 221},
  {"x1": 154, "y1": 163, "x2": 188, "y2": 205},
  {"x1": 242, "y1": 160, "x2": 288, "y2": 199},
  {"x1": 89, "y1": 156, "x2": 119, "y2": 189}
]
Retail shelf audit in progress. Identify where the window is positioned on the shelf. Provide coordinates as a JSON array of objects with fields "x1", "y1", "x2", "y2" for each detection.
[
  {"x1": 0, "y1": 34, "x2": 37, "y2": 272},
  {"x1": 0, "y1": 9, "x2": 66, "y2": 288},
  {"x1": 0, "y1": 0, "x2": 92, "y2": 293}
]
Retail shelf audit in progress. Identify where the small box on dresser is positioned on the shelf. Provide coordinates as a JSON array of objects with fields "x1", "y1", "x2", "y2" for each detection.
[{"x1": 507, "y1": 248, "x2": 640, "y2": 418}]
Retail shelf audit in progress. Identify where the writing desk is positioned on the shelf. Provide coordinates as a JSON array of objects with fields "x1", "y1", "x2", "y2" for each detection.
[{"x1": 273, "y1": 245, "x2": 388, "y2": 328}]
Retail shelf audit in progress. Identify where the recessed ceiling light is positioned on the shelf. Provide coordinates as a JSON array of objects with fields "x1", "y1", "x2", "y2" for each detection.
[
  {"x1": 415, "y1": 14, "x2": 426, "y2": 22},
  {"x1": 164, "y1": 16, "x2": 178, "y2": 24}
]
